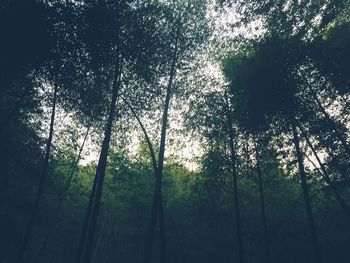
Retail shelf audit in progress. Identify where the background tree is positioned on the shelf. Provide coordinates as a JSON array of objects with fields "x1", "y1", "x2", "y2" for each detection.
[{"x1": 1, "y1": 1, "x2": 350, "y2": 263}]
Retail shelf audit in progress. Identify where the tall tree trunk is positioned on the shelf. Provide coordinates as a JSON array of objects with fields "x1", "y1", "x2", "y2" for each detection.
[
  {"x1": 159, "y1": 192, "x2": 166, "y2": 263},
  {"x1": 291, "y1": 121, "x2": 322, "y2": 263},
  {"x1": 136, "y1": 208, "x2": 141, "y2": 262},
  {"x1": 224, "y1": 93, "x2": 244, "y2": 263},
  {"x1": 75, "y1": 59, "x2": 122, "y2": 263},
  {"x1": 143, "y1": 25, "x2": 179, "y2": 263},
  {"x1": 16, "y1": 83, "x2": 58, "y2": 263},
  {"x1": 143, "y1": 180, "x2": 161, "y2": 263},
  {"x1": 253, "y1": 136, "x2": 270, "y2": 263},
  {"x1": 33, "y1": 126, "x2": 90, "y2": 263},
  {"x1": 91, "y1": 214, "x2": 106, "y2": 263},
  {"x1": 106, "y1": 206, "x2": 119, "y2": 263},
  {"x1": 125, "y1": 96, "x2": 168, "y2": 263},
  {"x1": 298, "y1": 126, "x2": 350, "y2": 220}
]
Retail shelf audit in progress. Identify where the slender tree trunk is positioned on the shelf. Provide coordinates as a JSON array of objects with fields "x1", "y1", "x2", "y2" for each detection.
[
  {"x1": 253, "y1": 137, "x2": 270, "y2": 263},
  {"x1": 105, "y1": 206, "x2": 118, "y2": 263},
  {"x1": 125, "y1": 96, "x2": 166, "y2": 263},
  {"x1": 122, "y1": 97, "x2": 157, "y2": 172},
  {"x1": 136, "y1": 208, "x2": 141, "y2": 262},
  {"x1": 143, "y1": 181, "x2": 160, "y2": 263},
  {"x1": 298, "y1": 126, "x2": 350, "y2": 220},
  {"x1": 143, "y1": 25, "x2": 179, "y2": 263},
  {"x1": 92, "y1": 217, "x2": 105, "y2": 263},
  {"x1": 291, "y1": 121, "x2": 322, "y2": 263},
  {"x1": 125, "y1": 95, "x2": 168, "y2": 263},
  {"x1": 159, "y1": 192, "x2": 166, "y2": 263},
  {"x1": 224, "y1": 93, "x2": 244, "y2": 263},
  {"x1": 124, "y1": 97, "x2": 166, "y2": 262},
  {"x1": 16, "y1": 83, "x2": 58, "y2": 263},
  {"x1": 32, "y1": 127, "x2": 90, "y2": 263},
  {"x1": 75, "y1": 59, "x2": 122, "y2": 263}
]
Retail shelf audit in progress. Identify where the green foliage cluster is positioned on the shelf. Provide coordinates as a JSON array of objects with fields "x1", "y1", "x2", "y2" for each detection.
[
  {"x1": 3, "y1": 139, "x2": 350, "y2": 263},
  {"x1": 1, "y1": 1, "x2": 350, "y2": 263}
]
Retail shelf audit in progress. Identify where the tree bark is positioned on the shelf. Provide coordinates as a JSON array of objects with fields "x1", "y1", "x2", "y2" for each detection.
[
  {"x1": 253, "y1": 136, "x2": 270, "y2": 263},
  {"x1": 291, "y1": 121, "x2": 322, "y2": 263},
  {"x1": 16, "y1": 82, "x2": 58, "y2": 263},
  {"x1": 224, "y1": 93, "x2": 244, "y2": 263}
]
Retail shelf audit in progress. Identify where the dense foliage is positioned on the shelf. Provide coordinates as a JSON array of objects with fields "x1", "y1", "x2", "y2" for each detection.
[{"x1": 1, "y1": 1, "x2": 350, "y2": 263}]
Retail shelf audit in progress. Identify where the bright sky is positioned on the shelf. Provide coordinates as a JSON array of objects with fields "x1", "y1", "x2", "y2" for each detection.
[
  {"x1": 55, "y1": 3, "x2": 241, "y2": 170},
  {"x1": 42, "y1": 1, "x2": 343, "y2": 173}
]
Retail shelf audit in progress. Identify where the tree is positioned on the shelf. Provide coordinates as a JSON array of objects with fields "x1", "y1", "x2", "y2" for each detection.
[
  {"x1": 141, "y1": 2, "x2": 209, "y2": 263},
  {"x1": 2, "y1": 1, "x2": 350, "y2": 263},
  {"x1": 75, "y1": 1, "x2": 169, "y2": 262},
  {"x1": 223, "y1": 36, "x2": 322, "y2": 262},
  {"x1": 16, "y1": 75, "x2": 58, "y2": 263},
  {"x1": 224, "y1": 93, "x2": 245, "y2": 263}
]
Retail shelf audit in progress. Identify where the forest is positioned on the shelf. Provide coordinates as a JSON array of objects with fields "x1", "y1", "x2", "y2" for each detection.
[{"x1": 1, "y1": 0, "x2": 350, "y2": 263}]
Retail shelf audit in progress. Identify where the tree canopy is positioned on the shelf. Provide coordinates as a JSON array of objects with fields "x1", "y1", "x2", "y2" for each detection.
[{"x1": 1, "y1": 1, "x2": 350, "y2": 263}]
